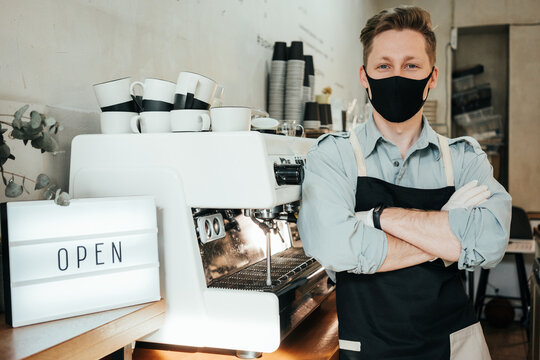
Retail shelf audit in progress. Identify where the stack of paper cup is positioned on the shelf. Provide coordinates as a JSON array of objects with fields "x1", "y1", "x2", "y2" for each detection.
[
  {"x1": 284, "y1": 41, "x2": 305, "y2": 123},
  {"x1": 302, "y1": 57, "x2": 311, "y2": 121},
  {"x1": 305, "y1": 55, "x2": 315, "y2": 102},
  {"x1": 268, "y1": 42, "x2": 287, "y2": 120}
]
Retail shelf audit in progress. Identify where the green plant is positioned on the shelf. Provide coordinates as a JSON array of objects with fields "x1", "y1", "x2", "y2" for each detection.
[{"x1": 0, "y1": 105, "x2": 69, "y2": 205}]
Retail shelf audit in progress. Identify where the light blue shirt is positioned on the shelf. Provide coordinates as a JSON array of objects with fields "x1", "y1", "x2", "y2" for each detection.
[{"x1": 297, "y1": 116, "x2": 512, "y2": 277}]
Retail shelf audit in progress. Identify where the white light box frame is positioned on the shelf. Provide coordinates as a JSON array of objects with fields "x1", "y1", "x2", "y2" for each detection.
[{"x1": 1, "y1": 196, "x2": 160, "y2": 327}]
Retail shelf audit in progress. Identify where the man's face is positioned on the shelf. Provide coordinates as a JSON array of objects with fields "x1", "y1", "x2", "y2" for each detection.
[{"x1": 360, "y1": 29, "x2": 438, "y2": 101}]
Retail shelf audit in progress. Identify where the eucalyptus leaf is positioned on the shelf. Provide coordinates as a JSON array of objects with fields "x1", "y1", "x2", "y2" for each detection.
[
  {"x1": 30, "y1": 111, "x2": 42, "y2": 129},
  {"x1": 0, "y1": 144, "x2": 10, "y2": 158},
  {"x1": 35, "y1": 173, "x2": 50, "y2": 190},
  {"x1": 23, "y1": 122, "x2": 43, "y2": 136},
  {"x1": 54, "y1": 190, "x2": 70, "y2": 206},
  {"x1": 40, "y1": 133, "x2": 59, "y2": 152},
  {"x1": 11, "y1": 128, "x2": 25, "y2": 140},
  {"x1": 12, "y1": 117, "x2": 23, "y2": 129},
  {"x1": 5, "y1": 179, "x2": 23, "y2": 198},
  {"x1": 31, "y1": 134, "x2": 45, "y2": 149},
  {"x1": 57, "y1": 125, "x2": 64, "y2": 132},
  {"x1": 44, "y1": 117, "x2": 56, "y2": 127},
  {"x1": 42, "y1": 188, "x2": 54, "y2": 200},
  {"x1": 27, "y1": 129, "x2": 44, "y2": 140},
  {"x1": 13, "y1": 105, "x2": 29, "y2": 121}
]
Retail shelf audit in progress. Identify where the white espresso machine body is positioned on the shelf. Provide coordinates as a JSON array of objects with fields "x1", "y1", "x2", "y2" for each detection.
[{"x1": 69, "y1": 132, "x2": 316, "y2": 353}]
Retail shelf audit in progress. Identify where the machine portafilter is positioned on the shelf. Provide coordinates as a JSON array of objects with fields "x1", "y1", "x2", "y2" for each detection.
[
  {"x1": 244, "y1": 162, "x2": 304, "y2": 286},
  {"x1": 245, "y1": 203, "x2": 299, "y2": 286}
]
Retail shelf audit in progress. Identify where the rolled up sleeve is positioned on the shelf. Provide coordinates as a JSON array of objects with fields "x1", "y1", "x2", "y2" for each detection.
[
  {"x1": 448, "y1": 140, "x2": 512, "y2": 270},
  {"x1": 297, "y1": 135, "x2": 388, "y2": 275}
]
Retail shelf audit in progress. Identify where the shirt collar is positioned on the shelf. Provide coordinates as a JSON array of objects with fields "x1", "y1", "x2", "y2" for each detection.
[{"x1": 363, "y1": 115, "x2": 441, "y2": 159}]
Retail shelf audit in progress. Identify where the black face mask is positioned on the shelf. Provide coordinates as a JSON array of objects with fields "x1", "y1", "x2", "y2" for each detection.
[{"x1": 364, "y1": 66, "x2": 434, "y2": 123}]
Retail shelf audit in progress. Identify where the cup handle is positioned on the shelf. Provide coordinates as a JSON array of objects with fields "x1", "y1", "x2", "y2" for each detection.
[
  {"x1": 130, "y1": 81, "x2": 144, "y2": 97},
  {"x1": 130, "y1": 115, "x2": 141, "y2": 133},
  {"x1": 296, "y1": 124, "x2": 305, "y2": 137},
  {"x1": 200, "y1": 113, "x2": 211, "y2": 131}
]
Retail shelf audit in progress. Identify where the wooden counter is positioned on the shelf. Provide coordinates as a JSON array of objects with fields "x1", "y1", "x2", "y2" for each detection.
[
  {"x1": 133, "y1": 292, "x2": 339, "y2": 360},
  {"x1": 0, "y1": 299, "x2": 165, "y2": 360}
]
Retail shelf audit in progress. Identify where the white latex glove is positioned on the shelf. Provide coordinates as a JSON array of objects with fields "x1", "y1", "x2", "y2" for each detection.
[
  {"x1": 441, "y1": 180, "x2": 490, "y2": 211},
  {"x1": 355, "y1": 208, "x2": 374, "y2": 228}
]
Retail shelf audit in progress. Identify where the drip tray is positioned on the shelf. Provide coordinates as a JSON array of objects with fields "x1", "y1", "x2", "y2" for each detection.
[{"x1": 208, "y1": 247, "x2": 317, "y2": 293}]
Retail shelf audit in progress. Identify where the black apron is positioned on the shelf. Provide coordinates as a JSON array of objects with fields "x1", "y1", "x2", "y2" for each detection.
[{"x1": 336, "y1": 131, "x2": 478, "y2": 360}]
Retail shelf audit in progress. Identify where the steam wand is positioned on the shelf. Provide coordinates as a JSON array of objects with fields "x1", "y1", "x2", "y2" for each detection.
[{"x1": 249, "y1": 214, "x2": 275, "y2": 286}]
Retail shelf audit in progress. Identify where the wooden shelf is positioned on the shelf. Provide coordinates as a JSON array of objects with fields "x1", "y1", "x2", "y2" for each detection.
[{"x1": 0, "y1": 299, "x2": 165, "y2": 360}]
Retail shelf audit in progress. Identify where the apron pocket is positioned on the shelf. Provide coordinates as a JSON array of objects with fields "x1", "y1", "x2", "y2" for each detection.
[{"x1": 449, "y1": 322, "x2": 491, "y2": 360}]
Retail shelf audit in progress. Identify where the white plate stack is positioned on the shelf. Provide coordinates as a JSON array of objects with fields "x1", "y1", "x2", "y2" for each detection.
[
  {"x1": 268, "y1": 42, "x2": 287, "y2": 120},
  {"x1": 284, "y1": 41, "x2": 305, "y2": 123}
]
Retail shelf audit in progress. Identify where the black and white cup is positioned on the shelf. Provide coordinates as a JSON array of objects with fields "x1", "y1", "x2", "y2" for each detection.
[
  {"x1": 93, "y1": 77, "x2": 138, "y2": 112},
  {"x1": 100, "y1": 111, "x2": 138, "y2": 134},
  {"x1": 170, "y1": 110, "x2": 211, "y2": 132},
  {"x1": 174, "y1": 72, "x2": 218, "y2": 110},
  {"x1": 130, "y1": 78, "x2": 176, "y2": 112},
  {"x1": 130, "y1": 111, "x2": 171, "y2": 133}
]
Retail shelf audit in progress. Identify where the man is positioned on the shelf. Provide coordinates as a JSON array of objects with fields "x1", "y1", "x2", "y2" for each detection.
[{"x1": 298, "y1": 6, "x2": 511, "y2": 360}]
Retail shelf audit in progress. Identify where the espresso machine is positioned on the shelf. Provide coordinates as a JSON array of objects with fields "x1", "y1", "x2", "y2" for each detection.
[{"x1": 69, "y1": 131, "x2": 334, "y2": 357}]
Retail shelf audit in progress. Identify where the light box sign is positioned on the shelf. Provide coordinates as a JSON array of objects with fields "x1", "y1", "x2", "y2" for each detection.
[{"x1": 1, "y1": 196, "x2": 160, "y2": 327}]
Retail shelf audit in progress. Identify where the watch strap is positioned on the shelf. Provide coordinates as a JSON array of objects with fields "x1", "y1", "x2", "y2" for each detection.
[{"x1": 373, "y1": 204, "x2": 386, "y2": 230}]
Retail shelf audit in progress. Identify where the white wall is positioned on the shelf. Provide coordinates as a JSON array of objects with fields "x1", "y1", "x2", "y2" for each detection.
[
  {"x1": 0, "y1": 0, "x2": 377, "y2": 200},
  {"x1": 0, "y1": 0, "x2": 374, "y2": 111}
]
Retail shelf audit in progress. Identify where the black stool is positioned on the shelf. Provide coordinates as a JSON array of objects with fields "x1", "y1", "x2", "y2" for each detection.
[{"x1": 474, "y1": 206, "x2": 532, "y2": 338}]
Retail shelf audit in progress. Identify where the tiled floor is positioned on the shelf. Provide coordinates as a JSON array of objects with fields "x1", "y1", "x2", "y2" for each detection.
[{"x1": 482, "y1": 321, "x2": 529, "y2": 360}]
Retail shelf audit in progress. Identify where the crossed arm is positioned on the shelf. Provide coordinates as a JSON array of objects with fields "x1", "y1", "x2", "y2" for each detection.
[{"x1": 377, "y1": 210, "x2": 459, "y2": 272}]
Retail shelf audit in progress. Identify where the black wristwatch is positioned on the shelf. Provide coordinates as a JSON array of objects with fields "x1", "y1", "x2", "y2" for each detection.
[{"x1": 372, "y1": 204, "x2": 386, "y2": 230}]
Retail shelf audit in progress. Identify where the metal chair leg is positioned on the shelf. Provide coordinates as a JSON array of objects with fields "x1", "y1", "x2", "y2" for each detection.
[{"x1": 475, "y1": 268, "x2": 490, "y2": 320}]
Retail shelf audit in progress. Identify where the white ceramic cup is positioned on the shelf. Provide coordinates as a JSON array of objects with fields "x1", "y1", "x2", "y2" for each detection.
[
  {"x1": 130, "y1": 78, "x2": 176, "y2": 105},
  {"x1": 93, "y1": 77, "x2": 134, "y2": 109},
  {"x1": 210, "y1": 107, "x2": 269, "y2": 132},
  {"x1": 174, "y1": 72, "x2": 218, "y2": 110},
  {"x1": 130, "y1": 112, "x2": 171, "y2": 133},
  {"x1": 170, "y1": 110, "x2": 211, "y2": 132},
  {"x1": 100, "y1": 112, "x2": 138, "y2": 134}
]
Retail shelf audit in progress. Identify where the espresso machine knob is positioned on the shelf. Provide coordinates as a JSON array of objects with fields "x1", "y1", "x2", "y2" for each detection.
[{"x1": 274, "y1": 164, "x2": 304, "y2": 185}]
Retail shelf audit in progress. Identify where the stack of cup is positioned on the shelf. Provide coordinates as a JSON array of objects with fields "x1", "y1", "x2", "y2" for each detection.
[
  {"x1": 305, "y1": 55, "x2": 315, "y2": 102},
  {"x1": 129, "y1": 78, "x2": 176, "y2": 133},
  {"x1": 301, "y1": 56, "x2": 311, "y2": 120},
  {"x1": 171, "y1": 71, "x2": 218, "y2": 132},
  {"x1": 284, "y1": 41, "x2": 305, "y2": 123},
  {"x1": 268, "y1": 42, "x2": 287, "y2": 120},
  {"x1": 93, "y1": 77, "x2": 140, "y2": 134},
  {"x1": 319, "y1": 103, "x2": 333, "y2": 128},
  {"x1": 303, "y1": 102, "x2": 320, "y2": 129}
]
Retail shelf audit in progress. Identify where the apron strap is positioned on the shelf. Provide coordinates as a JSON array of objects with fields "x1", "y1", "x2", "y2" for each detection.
[
  {"x1": 437, "y1": 134, "x2": 454, "y2": 187},
  {"x1": 349, "y1": 130, "x2": 367, "y2": 177}
]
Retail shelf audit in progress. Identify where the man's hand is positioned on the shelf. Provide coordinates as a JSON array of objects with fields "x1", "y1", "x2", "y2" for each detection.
[
  {"x1": 355, "y1": 209, "x2": 374, "y2": 227},
  {"x1": 441, "y1": 180, "x2": 490, "y2": 211}
]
